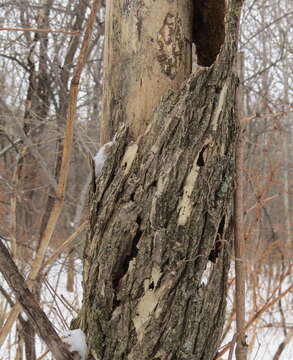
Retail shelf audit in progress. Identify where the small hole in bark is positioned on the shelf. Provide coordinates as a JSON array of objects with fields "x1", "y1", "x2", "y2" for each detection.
[
  {"x1": 149, "y1": 281, "x2": 154, "y2": 290},
  {"x1": 208, "y1": 216, "x2": 225, "y2": 263},
  {"x1": 149, "y1": 180, "x2": 157, "y2": 188},
  {"x1": 112, "y1": 217, "x2": 143, "y2": 307},
  {"x1": 112, "y1": 278, "x2": 119, "y2": 290},
  {"x1": 164, "y1": 258, "x2": 170, "y2": 266},
  {"x1": 218, "y1": 216, "x2": 225, "y2": 238},
  {"x1": 112, "y1": 278, "x2": 121, "y2": 310},
  {"x1": 136, "y1": 215, "x2": 142, "y2": 226},
  {"x1": 113, "y1": 296, "x2": 121, "y2": 308},
  {"x1": 215, "y1": 85, "x2": 221, "y2": 94},
  {"x1": 121, "y1": 216, "x2": 143, "y2": 274},
  {"x1": 197, "y1": 145, "x2": 208, "y2": 167}
]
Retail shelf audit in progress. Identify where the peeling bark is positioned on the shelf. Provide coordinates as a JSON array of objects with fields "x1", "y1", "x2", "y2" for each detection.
[{"x1": 81, "y1": 1, "x2": 242, "y2": 359}]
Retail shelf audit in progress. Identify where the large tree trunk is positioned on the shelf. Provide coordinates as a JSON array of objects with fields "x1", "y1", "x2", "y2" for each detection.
[
  {"x1": 80, "y1": 1, "x2": 242, "y2": 359},
  {"x1": 100, "y1": 0, "x2": 193, "y2": 143}
]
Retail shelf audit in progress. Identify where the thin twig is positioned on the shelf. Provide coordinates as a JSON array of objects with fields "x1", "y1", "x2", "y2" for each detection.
[
  {"x1": 228, "y1": 334, "x2": 237, "y2": 360},
  {"x1": 0, "y1": 138, "x2": 22, "y2": 158},
  {"x1": 216, "y1": 282, "x2": 293, "y2": 358},
  {"x1": 234, "y1": 51, "x2": 248, "y2": 360},
  {"x1": 43, "y1": 220, "x2": 88, "y2": 269},
  {"x1": 272, "y1": 328, "x2": 293, "y2": 360},
  {"x1": 0, "y1": 26, "x2": 80, "y2": 35}
]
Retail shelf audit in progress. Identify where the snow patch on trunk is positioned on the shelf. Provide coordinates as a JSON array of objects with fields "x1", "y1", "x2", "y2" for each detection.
[
  {"x1": 62, "y1": 329, "x2": 87, "y2": 360},
  {"x1": 94, "y1": 141, "x2": 114, "y2": 176}
]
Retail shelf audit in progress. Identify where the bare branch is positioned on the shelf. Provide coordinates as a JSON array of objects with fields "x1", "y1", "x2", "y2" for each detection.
[
  {"x1": 0, "y1": 239, "x2": 74, "y2": 360},
  {"x1": 0, "y1": 26, "x2": 80, "y2": 35},
  {"x1": 0, "y1": 0, "x2": 102, "y2": 345}
]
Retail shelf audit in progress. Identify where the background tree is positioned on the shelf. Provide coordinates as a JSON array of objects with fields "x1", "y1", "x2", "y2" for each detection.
[{"x1": 0, "y1": 0, "x2": 104, "y2": 356}]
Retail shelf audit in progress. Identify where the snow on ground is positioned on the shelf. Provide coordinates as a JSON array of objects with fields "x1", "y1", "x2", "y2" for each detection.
[
  {"x1": 0, "y1": 257, "x2": 83, "y2": 360},
  {"x1": 0, "y1": 259, "x2": 292, "y2": 359},
  {"x1": 221, "y1": 262, "x2": 293, "y2": 359}
]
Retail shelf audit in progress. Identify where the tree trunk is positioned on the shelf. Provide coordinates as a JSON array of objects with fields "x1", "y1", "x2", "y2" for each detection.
[
  {"x1": 81, "y1": 1, "x2": 242, "y2": 359},
  {"x1": 100, "y1": 0, "x2": 193, "y2": 143}
]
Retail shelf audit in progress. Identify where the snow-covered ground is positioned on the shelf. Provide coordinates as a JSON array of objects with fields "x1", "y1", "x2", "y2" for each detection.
[
  {"x1": 0, "y1": 259, "x2": 292, "y2": 359},
  {"x1": 221, "y1": 263, "x2": 293, "y2": 359}
]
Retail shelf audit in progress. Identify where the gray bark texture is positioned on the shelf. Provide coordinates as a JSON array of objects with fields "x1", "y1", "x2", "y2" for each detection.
[{"x1": 80, "y1": 1, "x2": 242, "y2": 359}]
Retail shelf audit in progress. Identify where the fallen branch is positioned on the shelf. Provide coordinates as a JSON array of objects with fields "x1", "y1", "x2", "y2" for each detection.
[{"x1": 0, "y1": 239, "x2": 74, "y2": 360}]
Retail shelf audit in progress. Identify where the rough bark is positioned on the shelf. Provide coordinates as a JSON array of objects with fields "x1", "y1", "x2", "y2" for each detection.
[{"x1": 81, "y1": 1, "x2": 242, "y2": 359}]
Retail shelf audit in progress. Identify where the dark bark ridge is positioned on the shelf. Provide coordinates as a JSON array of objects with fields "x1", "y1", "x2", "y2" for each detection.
[{"x1": 81, "y1": 2, "x2": 242, "y2": 359}]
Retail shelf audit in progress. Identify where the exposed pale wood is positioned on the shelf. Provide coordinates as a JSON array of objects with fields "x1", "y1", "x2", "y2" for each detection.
[{"x1": 100, "y1": 0, "x2": 193, "y2": 143}]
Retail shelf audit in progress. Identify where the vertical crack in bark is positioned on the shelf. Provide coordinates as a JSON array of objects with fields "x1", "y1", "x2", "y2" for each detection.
[
  {"x1": 197, "y1": 144, "x2": 209, "y2": 167},
  {"x1": 112, "y1": 216, "x2": 143, "y2": 310},
  {"x1": 122, "y1": 216, "x2": 142, "y2": 274},
  {"x1": 209, "y1": 215, "x2": 226, "y2": 263}
]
